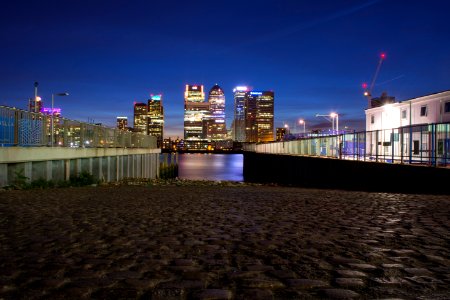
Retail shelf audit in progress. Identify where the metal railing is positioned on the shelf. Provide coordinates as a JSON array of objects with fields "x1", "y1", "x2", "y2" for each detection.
[
  {"x1": 0, "y1": 105, "x2": 156, "y2": 148},
  {"x1": 244, "y1": 122, "x2": 450, "y2": 167}
]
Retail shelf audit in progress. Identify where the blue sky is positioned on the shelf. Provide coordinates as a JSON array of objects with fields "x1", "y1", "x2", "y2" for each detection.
[{"x1": 1, "y1": 0, "x2": 449, "y2": 137}]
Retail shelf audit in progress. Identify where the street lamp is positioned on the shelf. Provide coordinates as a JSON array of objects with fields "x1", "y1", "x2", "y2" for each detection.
[
  {"x1": 284, "y1": 123, "x2": 289, "y2": 135},
  {"x1": 330, "y1": 112, "x2": 339, "y2": 134},
  {"x1": 51, "y1": 92, "x2": 69, "y2": 147},
  {"x1": 299, "y1": 119, "x2": 306, "y2": 135}
]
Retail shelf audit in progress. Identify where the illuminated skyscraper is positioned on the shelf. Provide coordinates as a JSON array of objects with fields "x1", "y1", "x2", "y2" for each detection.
[
  {"x1": 29, "y1": 97, "x2": 43, "y2": 113},
  {"x1": 184, "y1": 85, "x2": 210, "y2": 140},
  {"x1": 28, "y1": 82, "x2": 43, "y2": 113},
  {"x1": 147, "y1": 94, "x2": 164, "y2": 147},
  {"x1": 245, "y1": 91, "x2": 274, "y2": 142},
  {"x1": 117, "y1": 117, "x2": 128, "y2": 130},
  {"x1": 233, "y1": 86, "x2": 248, "y2": 142},
  {"x1": 206, "y1": 84, "x2": 226, "y2": 140},
  {"x1": 276, "y1": 127, "x2": 286, "y2": 141},
  {"x1": 133, "y1": 102, "x2": 147, "y2": 133}
]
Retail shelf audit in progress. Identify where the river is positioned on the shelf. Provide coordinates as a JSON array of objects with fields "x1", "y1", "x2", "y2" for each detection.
[{"x1": 177, "y1": 153, "x2": 243, "y2": 181}]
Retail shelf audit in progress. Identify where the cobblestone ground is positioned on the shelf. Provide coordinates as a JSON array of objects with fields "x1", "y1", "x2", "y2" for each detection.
[{"x1": 0, "y1": 185, "x2": 449, "y2": 299}]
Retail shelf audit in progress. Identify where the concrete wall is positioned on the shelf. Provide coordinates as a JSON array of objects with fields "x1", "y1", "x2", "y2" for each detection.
[
  {"x1": 0, "y1": 147, "x2": 160, "y2": 187},
  {"x1": 243, "y1": 152, "x2": 450, "y2": 194}
]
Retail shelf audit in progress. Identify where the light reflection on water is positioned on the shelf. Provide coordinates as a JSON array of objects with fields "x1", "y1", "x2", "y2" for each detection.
[{"x1": 178, "y1": 153, "x2": 243, "y2": 181}]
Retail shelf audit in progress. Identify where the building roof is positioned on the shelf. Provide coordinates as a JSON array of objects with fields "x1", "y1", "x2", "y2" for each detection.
[
  {"x1": 209, "y1": 84, "x2": 223, "y2": 94},
  {"x1": 399, "y1": 89, "x2": 450, "y2": 103}
]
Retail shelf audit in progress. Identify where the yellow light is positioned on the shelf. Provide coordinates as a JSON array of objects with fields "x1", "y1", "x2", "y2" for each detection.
[{"x1": 330, "y1": 112, "x2": 337, "y2": 118}]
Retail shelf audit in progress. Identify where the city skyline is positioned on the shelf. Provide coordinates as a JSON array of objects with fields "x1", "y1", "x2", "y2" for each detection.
[{"x1": 1, "y1": 1, "x2": 450, "y2": 138}]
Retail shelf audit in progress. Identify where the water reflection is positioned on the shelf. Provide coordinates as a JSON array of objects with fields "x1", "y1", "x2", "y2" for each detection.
[{"x1": 178, "y1": 154, "x2": 243, "y2": 182}]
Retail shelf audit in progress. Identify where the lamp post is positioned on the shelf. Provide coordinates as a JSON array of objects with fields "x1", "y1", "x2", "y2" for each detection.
[
  {"x1": 51, "y1": 92, "x2": 69, "y2": 147},
  {"x1": 299, "y1": 119, "x2": 306, "y2": 135},
  {"x1": 330, "y1": 112, "x2": 339, "y2": 134},
  {"x1": 316, "y1": 113, "x2": 338, "y2": 134}
]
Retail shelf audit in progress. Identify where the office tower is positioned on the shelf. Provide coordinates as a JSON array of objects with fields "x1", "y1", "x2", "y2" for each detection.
[
  {"x1": 117, "y1": 117, "x2": 128, "y2": 130},
  {"x1": 184, "y1": 84, "x2": 210, "y2": 140},
  {"x1": 28, "y1": 82, "x2": 42, "y2": 113},
  {"x1": 206, "y1": 84, "x2": 226, "y2": 140},
  {"x1": 133, "y1": 102, "x2": 147, "y2": 133},
  {"x1": 233, "y1": 86, "x2": 248, "y2": 142},
  {"x1": 245, "y1": 91, "x2": 274, "y2": 142},
  {"x1": 29, "y1": 97, "x2": 43, "y2": 113},
  {"x1": 147, "y1": 94, "x2": 164, "y2": 147},
  {"x1": 276, "y1": 127, "x2": 286, "y2": 141}
]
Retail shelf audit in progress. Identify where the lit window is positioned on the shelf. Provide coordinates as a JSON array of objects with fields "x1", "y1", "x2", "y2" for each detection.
[
  {"x1": 420, "y1": 105, "x2": 427, "y2": 116},
  {"x1": 370, "y1": 115, "x2": 374, "y2": 124},
  {"x1": 401, "y1": 109, "x2": 407, "y2": 119}
]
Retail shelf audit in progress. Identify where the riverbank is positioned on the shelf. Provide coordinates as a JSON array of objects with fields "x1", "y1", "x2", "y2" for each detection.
[{"x1": 0, "y1": 184, "x2": 449, "y2": 299}]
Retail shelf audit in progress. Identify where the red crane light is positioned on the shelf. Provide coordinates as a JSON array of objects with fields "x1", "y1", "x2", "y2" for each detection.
[
  {"x1": 380, "y1": 53, "x2": 386, "y2": 59},
  {"x1": 362, "y1": 83, "x2": 368, "y2": 89}
]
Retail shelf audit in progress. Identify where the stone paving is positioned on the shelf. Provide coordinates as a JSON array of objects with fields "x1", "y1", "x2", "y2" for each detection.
[{"x1": 0, "y1": 184, "x2": 449, "y2": 299}]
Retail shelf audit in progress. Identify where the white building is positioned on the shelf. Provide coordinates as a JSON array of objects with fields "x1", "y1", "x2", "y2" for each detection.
[
  {"x1": 364, "y1": 90, "x2": 450, "y2": 164},
  {"x1": 366, "y1": 90, "x2": 450, "y2": 131}
]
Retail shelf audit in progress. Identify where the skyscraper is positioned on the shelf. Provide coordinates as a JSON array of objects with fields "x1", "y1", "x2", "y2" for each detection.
[
  {"x1": 133, "y1": 102, "x2": 147, "y2": 133},
  {"x1": 184, "y1": 85, "x2": 210, "y2": 140},
  {"x1": 206, "y1": 84, "x2": 226, "y2": 140},
  {"x1": 28, "y1": 82, "x2": 42, "y2": 113},
  {"x1": 147, "y1": 94, "x2": 164, "y2": 147},
  {"x1": 117, "y1": 117, "x2": 128, "y2": 130},
  {"x1": 245, "y1": 91, "x2": 274, "y2": 142},
  {"x1": 233, "y1": 86, "x2": 248, "y2": 142}
]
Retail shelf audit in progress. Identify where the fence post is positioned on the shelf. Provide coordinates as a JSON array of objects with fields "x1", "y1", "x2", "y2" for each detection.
[
  {"x1": 391, "y1": 128, "x2": 394, "y2": 163},
  {"x1": 431, "y1": 124, "x2": 436, "y2": 167},
  {"x1": 409, "y1": 125, "x2": 413, "y2": 164},
  {"x1": 14, "y1": 110, "x2": 19, "y2": 145}
]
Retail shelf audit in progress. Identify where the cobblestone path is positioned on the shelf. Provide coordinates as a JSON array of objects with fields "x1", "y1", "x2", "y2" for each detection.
[{"x1": 0, "y1": 185, "x2": 449, "y2": 299}]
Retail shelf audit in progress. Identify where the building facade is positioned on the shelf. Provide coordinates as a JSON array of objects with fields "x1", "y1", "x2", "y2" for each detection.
[
  {"x1": 233, "y1": 86, "x2": 248, "y2": 142},
  {"x1": 133, "y1": 102, "x2": 147, "y2": 134},
  {"x1": 245, "y1": 91, "x2": 274, "y2": 143},
  {"x1": 365, "y1": 90, "x2": 450, "y2": 132},
  {"x1": 147, "y1": 94, "x2": 164, "y2": 147},
  {"x1": 28, "y1": 97, "x2": 43, "y2": 113},
  {"x1": 116, "y1": 117, "x2": 128, "y2": 130},
  {"x1": 206, "y1": 84, "x2": 227, "y2": 140},
  {"x1": 365, "y1": 90, "x2": 450, "y2": 163},
  {"x1": 276, "y1": 127, "x2": 286, "y2": 141},
  {"x1": 184, "y1": 85, "x2": 210, "y2": 140}
]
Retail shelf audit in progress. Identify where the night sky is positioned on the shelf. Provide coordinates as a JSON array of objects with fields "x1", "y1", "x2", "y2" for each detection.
[{"x1": 1, "y1": 0, "x2": 449, "y2": 138}]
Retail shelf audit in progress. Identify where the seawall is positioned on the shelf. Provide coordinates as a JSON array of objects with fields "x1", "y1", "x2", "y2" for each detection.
[
  {"x1": 243, "y1": 152, "x2": 450, "y2": 194},
  {"x1": 0, "y1": 147, "x2": 161, "y2": 187}
]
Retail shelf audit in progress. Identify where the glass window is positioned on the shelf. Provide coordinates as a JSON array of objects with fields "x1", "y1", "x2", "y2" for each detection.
[
  {"x1": 401, "y1": 109, "x2": 407, "y2": 119},
  {"x1": 445, "y1": 102, "x2": 450, "y2": 113},
  {"x1": 420, "y1": 105, "x2": 427, "y2": 117},
  {"x1": 371, "y1": 115, "x2": 374, "y2": 124},
  {"x1": 413, "y1": 140, "x2": 420, "y2": 155}
]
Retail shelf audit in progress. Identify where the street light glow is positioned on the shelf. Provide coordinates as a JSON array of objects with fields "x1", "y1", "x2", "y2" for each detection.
[{"x1": 299, "y1": 119, "x2": 306, "y2": 134}]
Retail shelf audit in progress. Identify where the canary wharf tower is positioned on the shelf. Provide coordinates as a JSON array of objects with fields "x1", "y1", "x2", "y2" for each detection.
[
  {"x1": 184, "y1": 85, "x2": 210, "y2": 140},
  {"x1": 233, "y1": 86, "x2": 248, "y2": 142},
  {"x1": 207, "y1": 84, "x2": 227, "y2": 140}
]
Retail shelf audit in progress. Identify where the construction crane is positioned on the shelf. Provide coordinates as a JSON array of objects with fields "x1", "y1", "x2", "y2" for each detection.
[{"x1": 362, "y1": 53, "x2": 386, "y2": 108}]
